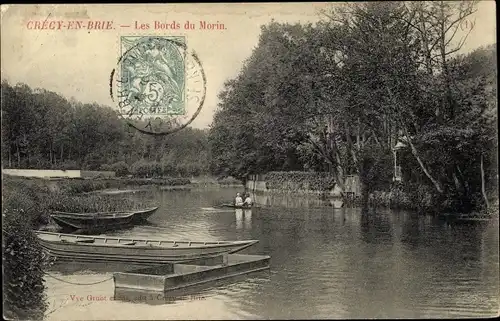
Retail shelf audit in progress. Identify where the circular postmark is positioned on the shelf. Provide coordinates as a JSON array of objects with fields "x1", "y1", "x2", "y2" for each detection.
[{"x1": 110, "y1": 36, "x2": 206, "y2": 135}]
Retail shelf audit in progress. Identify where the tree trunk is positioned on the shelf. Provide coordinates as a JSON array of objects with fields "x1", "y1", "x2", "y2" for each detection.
[
  {"x1": 452, "y1": 172, "x2": 461, "y2": 192},
  {"x1": 438, "y1": 1, "x2": 454, "y2": 121},
  {"x1": 332, "y1": 139, "x2": 346, "y2": 193},
  {"x1": 16, "y1": 142, "x2": 20, "y2": 167},
  {"x1": 403, "y1": 126, "x2": 443, "y2": 193},
  {"x1": 480, "y1": 154, "x2": 489, "y2": 209},
  {"x1": 360, "y1": 179, "x2": 370, "y2": 211}
]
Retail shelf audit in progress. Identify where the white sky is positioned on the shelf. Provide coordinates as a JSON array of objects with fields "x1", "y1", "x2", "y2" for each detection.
[{"x1": 1, "y1": 2, "x2": 496, "y2": 128}]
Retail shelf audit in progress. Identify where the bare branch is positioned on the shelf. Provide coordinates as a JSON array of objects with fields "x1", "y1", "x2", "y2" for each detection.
[
  {"x1": 443, "y1": 23, "x2": 461, "y2": 49},
  {"x1": 446, "y1": 19, "x2": 475, "y2": 54},
  {"x1": 427, "y1": 6, "x2": 477, "y2": 53}
]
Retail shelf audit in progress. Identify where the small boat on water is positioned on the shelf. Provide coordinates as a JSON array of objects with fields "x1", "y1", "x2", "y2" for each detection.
[
  {"x1": 216, "y1": 203, "x2": 254, "y2": 209},
  {"x1": 439, "y1": 212, "x2": 495, "y2": 224},
  {"x1": 50, "y1": 207, "x2": 159, "y2": 230},
  {"x1": 35, "y1": 231, "x2": 259, "y2": 264},
  {"x1": 454, "y1": 214, "x2": 494, "y2": 224}
]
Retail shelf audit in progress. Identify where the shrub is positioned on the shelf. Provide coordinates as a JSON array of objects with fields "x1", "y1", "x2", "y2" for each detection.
[
  {"x1": 59, "y1": 160, "x2": 79, "y2": 170},
  {"x1": 47, "y1": 194, "x2": 154, "y2": 213},
  {"x1": 264, "y1": 171, "x2": 336, "y2": 192},
  {"x1": 131, "y1": 160, "x2": 162, "y2": 178},
  {"x1": 217, "y1": 176, "x2": 243, "y2": 186},
  {"x1": 59, "y1": 179, "x2": 111, "y2": 195},
  {"x1": 161, "y1": 162, "x2": 176, "y2": 177},
  {"x1": 3, "y1": 208, "x2": 48, "y2": 320},
  {"x1": 101, "y1": 161, "x2": 129, "y2": 177},
  {"x1": 2, "y1": 177, "x2": 52, "y2": 226}
]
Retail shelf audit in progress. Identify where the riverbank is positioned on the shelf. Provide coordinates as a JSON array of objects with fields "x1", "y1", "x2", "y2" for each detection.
[
  {"x1": 2, "y1": 175, "x2": 245, "y2": 225},
  {"x1": 244, "y1": 172, "x2": 497, "y2": 216},
  {"x1": 2, "y1": 176, "x2": 159, "y2": 228}
]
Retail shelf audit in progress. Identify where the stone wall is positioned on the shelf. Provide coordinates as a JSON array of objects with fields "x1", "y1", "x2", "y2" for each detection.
[
  {"x1": 2, "y1": 169, "x2": 82, "y2": 178},
  {"x1": 2, "y1": 169, "x2": 115, "y2": 179}
]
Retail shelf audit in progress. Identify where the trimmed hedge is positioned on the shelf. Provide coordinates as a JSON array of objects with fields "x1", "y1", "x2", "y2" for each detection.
[{"x1": 263, "y1": 171, "x2": 336, "y2": 192}]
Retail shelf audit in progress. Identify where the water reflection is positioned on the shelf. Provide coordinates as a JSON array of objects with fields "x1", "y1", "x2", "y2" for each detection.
[
  {"x1": 235, "y1": 209, "x2": 243, "y2": 230},
  {"x1": 251, "y1": 192, "x2": 343, "y2": 208},
  {"x1": 244, "y1": 209, "x2": 252, "y2": 229},
  {"x1": 45, "y1": 188, "x2": 499, "y2": 319}
]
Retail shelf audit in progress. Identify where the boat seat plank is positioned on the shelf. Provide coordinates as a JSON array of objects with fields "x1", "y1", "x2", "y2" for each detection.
[
  {"x1": 75, "y1": 239, "x2": 95, "y2": 244},
  {"x1": 122, "y1": 242, "x2": 136, "y2": 246}
]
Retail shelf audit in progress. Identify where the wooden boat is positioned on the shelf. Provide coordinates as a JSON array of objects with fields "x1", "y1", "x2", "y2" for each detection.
[
  {"x1": 440, "y1": 213, "x2": 495, "y2": 224},
  {"x1": 455, "y1": 214, "x2": 494, "y2": 224},
  {"x1": 50, "y1": 207, "x2": 159, "y2": 230},
  {"x1": 216, "y1": 203, "x2": 254, "y2": 209},
  {"x1": 35, "y1": 231, "x2": 259, "y2": 264}
]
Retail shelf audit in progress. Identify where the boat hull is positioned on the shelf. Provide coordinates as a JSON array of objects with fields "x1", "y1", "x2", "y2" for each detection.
[
  {"x1": 35, "y1": 231, "x2": 258, "y2": 264},
  {"x1": 50, "y1": 207, "x2": 159, "y2": 230},
  {"x1": 130, "y1": 208, "x2": 158, "y2": 223},
  {"x1": 51, "y1": 215, "x2": 135, "y2": 230},
  {"x1": 217, "y1": 204, "x2": 253, "y2": 209}
]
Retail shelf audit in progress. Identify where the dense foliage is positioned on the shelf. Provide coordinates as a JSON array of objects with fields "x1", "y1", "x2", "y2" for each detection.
[
  {"x1": 3, "y1": 178, "x2": 51, "y2": 319},
  {"x1": 209, "y1": 2, "x2": 497, "y2": 212},
  {"x1": 1, "y1": 82, "x2": 210, "y2": 177},
  {"x1": 3, "y1": 208, "x2": 48, "y2": 320},
  {"x1": 263, "y1": 171, "x2": 336, "y2": 192}
]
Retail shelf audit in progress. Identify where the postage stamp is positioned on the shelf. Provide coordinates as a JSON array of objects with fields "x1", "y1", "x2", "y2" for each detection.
[{"x1": 110, "y1": 35, "x2": 206, "y2": 135}]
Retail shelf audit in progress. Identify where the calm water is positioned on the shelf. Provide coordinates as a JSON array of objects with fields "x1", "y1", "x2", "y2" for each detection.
[{"x1": 45, "y1": 188, "x2": 499, "y2": 320}]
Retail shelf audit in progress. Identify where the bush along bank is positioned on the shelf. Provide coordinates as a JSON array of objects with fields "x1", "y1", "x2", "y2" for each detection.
[
  {"x1": 354, "y1": 182, "x2": 496, "y2": 216},
  {"x1": 44, "y1": 177, "x2": 192, "y2": 194},
  {"x1": 3, "y1": 209, "x2": 49, "y2": 319},
  {"x1": 251, "y1": 171, "x2": 337, "y2": 194}
]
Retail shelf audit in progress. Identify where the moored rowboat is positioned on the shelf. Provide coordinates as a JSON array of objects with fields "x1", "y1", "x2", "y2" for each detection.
[
  {"x1": 35, "y1": 231, "x2": 259, "y2": 264},
  {"x1": 216, "y1": 203, "x2": 254, "y2": 209},
  {"x1": 50, "y1": 207, "x2": 159, "y2": 230}
]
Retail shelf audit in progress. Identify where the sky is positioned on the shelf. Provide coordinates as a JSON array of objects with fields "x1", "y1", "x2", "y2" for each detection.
[{"x1": 1, "y1": 2, "x2": 496, "y2": 129}]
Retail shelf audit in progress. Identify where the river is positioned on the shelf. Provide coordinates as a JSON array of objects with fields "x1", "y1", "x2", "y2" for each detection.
[{"x1": 44, "y1": 187, "x2": 499, "y2": 320}]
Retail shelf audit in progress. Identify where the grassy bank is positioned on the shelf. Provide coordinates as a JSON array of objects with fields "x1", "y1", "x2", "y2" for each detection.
[
  {"x1": 2, "y1": 176, "x2": 163, "y2": 228},
  {"x1": 51, "y1": 177, "x2": 191, "y2": 194}
]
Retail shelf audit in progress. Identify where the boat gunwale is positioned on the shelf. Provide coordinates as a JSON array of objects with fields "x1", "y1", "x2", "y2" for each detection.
[
  {"x1": 51, "y1": 212, "x2": 137, "y2": 220},
  {"x1": 51, "y1": 206, "x2": 159, "y2": 216},
  {"x1": 50, "y1": 215, "x2": 134, "y2": 229},
  {"x1": 35, "y1": 231, "x2": 258, "y2": 250},
  {"x1": 216, "y1": 203, "x2": 254, "y2": 209},
  {"x1": 37, "y1": 246, "x2": 252, "y2": 259}
]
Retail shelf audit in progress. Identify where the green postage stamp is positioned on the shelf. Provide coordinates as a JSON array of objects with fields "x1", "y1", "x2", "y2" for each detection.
[
  {"x1": 110, "y1": 35, "x2": 206, "y2": 134},
  {"x1": 118, "y1": 36, "x2": 186, "y2": 117}
]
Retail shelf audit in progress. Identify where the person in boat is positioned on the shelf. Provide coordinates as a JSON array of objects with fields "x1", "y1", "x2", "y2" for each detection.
[
  {"x1": 243, "y1": 193, "x2": 253, "y2": 207},
  {"x1": 235, "y1": 193, "x2": 244, "y2": 207}
]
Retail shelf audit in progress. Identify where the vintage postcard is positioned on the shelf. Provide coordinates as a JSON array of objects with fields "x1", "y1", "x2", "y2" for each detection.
[{"x1": 1, "y1": 2, "x2": 498, "y2": 320}]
